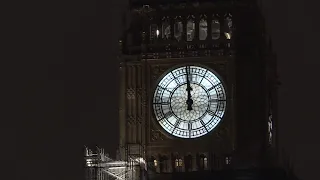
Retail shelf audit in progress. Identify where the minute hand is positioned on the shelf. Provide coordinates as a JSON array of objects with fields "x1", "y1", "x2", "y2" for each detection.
[{"x1": 186, "y1": 66, "x2": 193, "y2": 111}]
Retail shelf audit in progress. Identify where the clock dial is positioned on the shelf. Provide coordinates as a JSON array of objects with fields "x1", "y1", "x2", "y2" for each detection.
[{"x1": 153, "y1": 65, "x2": 227, "y2": 138}]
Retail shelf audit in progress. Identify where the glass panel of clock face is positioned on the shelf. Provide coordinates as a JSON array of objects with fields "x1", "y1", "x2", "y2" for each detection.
[{"x1": 153, "y1": 65, "x2": 227, "y2": 138}]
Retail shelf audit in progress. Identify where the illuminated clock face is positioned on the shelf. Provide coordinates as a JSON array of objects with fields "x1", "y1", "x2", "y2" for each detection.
[{"x1": 152, "y1": 65, "x2": 227, "y2": 138}]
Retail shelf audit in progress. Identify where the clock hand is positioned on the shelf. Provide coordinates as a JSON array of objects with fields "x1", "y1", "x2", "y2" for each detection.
[{"x1": 185, "y1": 66, "x2": 193, "y2": 111}]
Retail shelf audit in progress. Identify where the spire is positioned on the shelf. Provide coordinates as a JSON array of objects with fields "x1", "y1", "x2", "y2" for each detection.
[{"x1": 84, "y1": 145, "x2": 89, "y2": 156}]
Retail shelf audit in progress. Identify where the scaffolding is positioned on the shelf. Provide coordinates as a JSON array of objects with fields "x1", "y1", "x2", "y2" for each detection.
[
  {"x1": 123, "y1": 143, "x2": 146, "y2": 180},
  {"x1": 84, "y1": 146, "x2": 146, "y2": 180}
]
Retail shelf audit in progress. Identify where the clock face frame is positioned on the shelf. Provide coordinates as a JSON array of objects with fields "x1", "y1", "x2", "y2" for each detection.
[{"x1": 152, "y1": 65, "x2": 227, "y2": 139}]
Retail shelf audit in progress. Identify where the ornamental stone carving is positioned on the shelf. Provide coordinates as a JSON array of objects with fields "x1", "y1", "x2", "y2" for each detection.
[
  {"x1": 127, "y1": 116, "x2": 135, "y2": 125},
  {"x1": 136, "y1": 88, "x2": 142, "y2": 97},
  {"x1": 215, "y1": 127, "x2": 229, "y2": 140},
  {"x1": 152, "y1": 65, "x2": 168, "y2": 80},
  {"x1": 151, "y1": 129, "x2": 165, "y2": 142},
  {"x1": 133, "y1": 5, "x2": 155, "y2": 15},
  {"x1": 137, "y1": 116, "x2": 143, "y2": 124},
  {"x1": 126, "y1": 88, "x2": 135, "y2": 99}
]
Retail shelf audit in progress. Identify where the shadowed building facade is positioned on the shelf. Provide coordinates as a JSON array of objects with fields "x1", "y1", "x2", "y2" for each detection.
[
  {"x1": 84, "y1": 0, "x2": 280, "y2": 180},
  {"x1": 116, "y1": 0, "x2": 279, "y2": 179}
]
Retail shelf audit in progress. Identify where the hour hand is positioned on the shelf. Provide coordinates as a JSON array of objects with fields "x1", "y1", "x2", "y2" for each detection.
[{"x1": 186, "y1": 97, "x2": 193, "y2": 110}]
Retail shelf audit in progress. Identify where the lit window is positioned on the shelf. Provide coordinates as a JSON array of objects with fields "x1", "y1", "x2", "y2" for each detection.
[
  {"x1": 199, "y1": 18, "x2": 207, "y2": 40},
  {"x1": 150, "y1": 24, "x2": 159, "y2": 41},
  {"x1": 175, "y1": 158, "x2": 183, "y2": 167},
  {"x1": 186, "y1": 18, "x2": 195, "y2": 41},
  {"x1": 225, "y1": 157, "x2": 231, "y2": 165},
  {"x1": 204, "y1": 157, "x2": 208, "y2": 169},
  {"x1": 179, "y1": 159, "x2": 183, "y2": 166},
  {"x1": 174, "y1": 20, "x2": 183, "y2": 41},
  {"x1": 175, "y1": 158, "x2": 183, "y2": 172},
  {"x1": 224, "y1": 32, "x2": 231, "y2": 40},
  {"x1": 199, "y1": 155, "x2": 207, "y2": 169},
  {"x1": 211, "y1": 19, "x2": 220, "y2": 40},
  {"x1": 162, "y1": 19, "x2": 171, "y2": 39},
  {"x1": 224, "y1": 16, "x2": 232, "y2": 40}
]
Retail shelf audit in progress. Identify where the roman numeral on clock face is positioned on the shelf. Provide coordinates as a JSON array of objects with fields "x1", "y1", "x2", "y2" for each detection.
[
  {"x1": 153, "y1": 101, "x2": 169, "y2": 105},
  {"x1": 209, "y1": 99, "x2": 219, "y2": 103},
  {"x1": 207, "y1": 83, "x2": 221, "y2": 91},
  {"x1": 174, "y1": 120, "x2": 181, "y2": 127},
  {"x1": 164, "y1": 111, "x2": 173, "y2": 119},
  {"x1": 207, "y1": 110, "x2": 216, "y2": 116}
]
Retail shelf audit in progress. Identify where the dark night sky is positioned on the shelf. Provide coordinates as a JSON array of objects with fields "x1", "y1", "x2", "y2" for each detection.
[
  {"x1": 12, "y1": 0, "x2": 319, "y2": 180},
  {"x1": 260, "y1": 0, "x2": 320, "y2": 179}
]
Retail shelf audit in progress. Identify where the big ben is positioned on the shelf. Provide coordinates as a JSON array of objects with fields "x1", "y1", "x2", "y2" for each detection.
[{"x1": 117, "y1": 0, "x2": 278, "y2": 179}]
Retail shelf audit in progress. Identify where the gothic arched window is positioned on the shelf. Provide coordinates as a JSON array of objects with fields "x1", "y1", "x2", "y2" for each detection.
[
  {"x1": 175, "y1": 158, "x2": 183, "y2": 172},
  {"x1": 154, "y1": 159, "x2": 158, "y2": 167},
  {"x1": 162, "y1": 17, "x2": 171, "y2": 40},
  {"x1": 199, "y1": 154, "x2": 208, "y2": 170},
  {"x1": 225, "y1": 156, "x2": 231, "y2": 165},
  {"x1": 160, "y1": 156, "x2": 169, "y2": 173},
  {"x1": 186, "y1": 15, "x2": 195, "y2": 41},
  {"x1": 199, "y1": 16, "x2": 208, "y2": 40},
  {"x1": 224, "y1": 14, "x2": 232, "y2": 40},
  {"x1": 174, "y1": 17, "x2": 183, "y2": 41},
  {"x1": 150, "y1": 156, "x2": 157, "y2": 170},
  {"x1": 185, "y1": 155, "x2": 193, "y2": 172},
  {"x1": 150, "y1": 23, "x2": 159, "y2": 42},
  {"x1": 211, "y1": 16, "x2": 220, "y2": 40}
]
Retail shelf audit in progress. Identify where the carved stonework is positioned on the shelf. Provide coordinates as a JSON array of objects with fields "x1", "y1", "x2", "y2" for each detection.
[
  {"x1": 142, "y1": 32, "x2": 146, "y2": 42},
  {"x1": 159, "y1": 4, "x2": 170, "y2": 10},
  {"x1": 178, "y1": 51, "x2": 184, "y2": 58},
  {"x1": 137, "y1": 116, "x2": 143, "y2": 124},
  {"x1": 127, "y1": 116, "x2": 135, "y2": 125},
  {"x1": 165, "y1": 52, "x2": 172, "y2": 58},
  {"x1": 141, "y1": 94, "x2": 147, "y2": 107},
  {"x1": 126, "y1": 88, "x2": 135, "y2": 99},
  {"x1": 141, "y1": 50, "x2": 234, "y2": 59},
  {"x1": 192, "y1": 51, "x2": 198, "y2": 57},
  {"x1": 151, "y1": 129, "x2": 165, "y2": 142},
  {"x1": 205, "y1": 50, "x2": 211, "y2": 56},
  {"x1": 215, "y1": 127, "x2": 230, "y2": 140},
  {"x1": 136, "y1": 87, "x2": 142, "y2": 97},
  {"x1": 152, "y1": 65, "x2": 168, "y2": 80},
  {"x1": 133, "y1": 5, "x2": 155, "y2": 15},
  {"x1": 152, "y1": 53, "x2": 159, "y2": 59},
  {"x1": 176, "y1": 3, "x2": 187, "y2": 9},
  {"x1": 217, "y1": 64, "x2": 226, "y2": 71}
]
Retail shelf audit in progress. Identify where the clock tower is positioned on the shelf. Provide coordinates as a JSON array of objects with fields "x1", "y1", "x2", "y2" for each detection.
[{"x1": 118, "y1": 0, "x2": 278, "y2": 179}]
